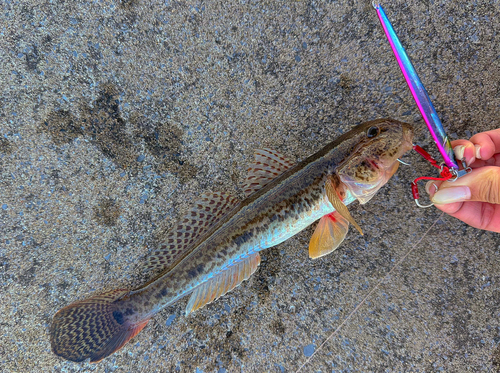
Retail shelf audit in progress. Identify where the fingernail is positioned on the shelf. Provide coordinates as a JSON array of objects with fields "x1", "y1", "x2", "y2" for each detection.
[
  {"x1": 425, "y1": 181, "x2": 437, "y2": 195},
  {"x1": 431, "y1": 186, "x2": 471, "y2": 204},
  {"x1": 453, "y1": 145, "x2": 465, "y2": 161},
  {"x1": 475, "y1": 144, "x2": 482, "y2": 159}
]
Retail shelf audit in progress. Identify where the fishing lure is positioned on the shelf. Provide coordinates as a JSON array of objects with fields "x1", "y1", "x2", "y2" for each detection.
[{"x1": 373, "y1": 2, "x2": 471, "y2": 207}]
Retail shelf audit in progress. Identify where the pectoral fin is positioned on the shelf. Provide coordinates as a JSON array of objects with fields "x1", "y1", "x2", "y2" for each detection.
[
  {"x1": 325, "y1": 177, "x2": 363, "y2": 235},
  {"x1": 309, "y1": 212, "x2": 349, "y2": 259}
]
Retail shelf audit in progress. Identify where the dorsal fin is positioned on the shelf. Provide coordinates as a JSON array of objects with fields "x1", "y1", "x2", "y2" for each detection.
[
  {"x1": 145, "y1": 192, "x2": 239, "y2": 276},
  {"x1": 309, "y1": 212, "x2": 349, "y2": 259},
  {"x1": 185, "y1": 253, "x2": 261, "y2": 315},
  {"x1": 241, "y1": 148, "x2": 295, "y2": 196}
]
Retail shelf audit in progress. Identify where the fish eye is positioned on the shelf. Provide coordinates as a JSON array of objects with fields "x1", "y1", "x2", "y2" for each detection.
[{"x1": 366, "y1": 126, "x2": 379, "y2": 138}]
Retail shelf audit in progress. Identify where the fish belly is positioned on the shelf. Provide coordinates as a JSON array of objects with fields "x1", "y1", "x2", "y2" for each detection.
[{"x1": 251, "y1": 191, "x2": 356, "y2": 254}]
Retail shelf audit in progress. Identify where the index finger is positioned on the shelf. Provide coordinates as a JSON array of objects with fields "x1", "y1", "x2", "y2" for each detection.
[{"x1": 469, "y1": 128, "x2": 500, "y2": 161}]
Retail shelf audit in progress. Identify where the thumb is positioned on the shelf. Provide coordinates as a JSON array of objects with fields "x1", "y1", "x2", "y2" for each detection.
[{"x1": 430, "y1": 166, "x2": 500, "y2": 205}]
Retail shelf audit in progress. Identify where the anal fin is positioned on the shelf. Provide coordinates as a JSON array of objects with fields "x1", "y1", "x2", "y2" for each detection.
[
  {"x1": 309, "y1": 212, "x2": 349, "y2": 259},
  {"x1": 185, "y1": 253, "x2": 261, "y2": 315}
]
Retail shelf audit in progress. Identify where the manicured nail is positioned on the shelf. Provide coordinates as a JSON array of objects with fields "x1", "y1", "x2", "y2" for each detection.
[
  {"x1": 453, "y1": 145, "x2": 465, "y2": 161},
  {"x1": 475, "y1": 144, "x2": 482, "y2": 159},
  {"x1": 431, "y1": 186, "x2": 471, "y2": 204},
  {"x1": 425, "y1": 181, "x2": 437, "y2": 195},
  {"x1": 466, "y1": 155, "x2": 476, "y2": 166}
]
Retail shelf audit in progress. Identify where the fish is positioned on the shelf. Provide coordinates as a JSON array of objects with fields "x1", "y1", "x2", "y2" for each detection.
[{"x1": 49, "y1": 118, "x2": 414, "y2": 363}]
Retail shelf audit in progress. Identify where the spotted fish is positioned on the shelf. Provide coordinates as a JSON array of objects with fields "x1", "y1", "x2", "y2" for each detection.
[{"x1": 50, "y1": 118, "x2": 414, "y2": 362}]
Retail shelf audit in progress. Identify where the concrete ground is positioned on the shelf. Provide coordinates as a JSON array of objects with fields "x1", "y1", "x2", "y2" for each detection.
[{"x1": 1, "y1": 0, "x2": 500, "y2": 371}]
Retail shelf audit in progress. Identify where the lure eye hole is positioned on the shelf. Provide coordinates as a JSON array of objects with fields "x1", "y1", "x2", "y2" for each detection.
[{"x1": 366, "y1": 126, "x2": 380, "y2": 138}]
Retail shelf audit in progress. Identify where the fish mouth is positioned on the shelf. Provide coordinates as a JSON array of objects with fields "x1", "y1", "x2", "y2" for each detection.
[{"x1": 372, "y1": 124, "x2": 414, "y2": 175}]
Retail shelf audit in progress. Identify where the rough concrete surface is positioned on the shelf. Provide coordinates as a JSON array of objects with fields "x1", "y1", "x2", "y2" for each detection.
[{"x1": 1, "y1": 0, "x2": 500, "y2": 372}]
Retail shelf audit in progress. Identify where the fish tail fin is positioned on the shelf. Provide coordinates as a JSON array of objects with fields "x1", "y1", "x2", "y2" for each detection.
[{"x1": 50, "y1": 289, "x2": 150, "y2": 363}]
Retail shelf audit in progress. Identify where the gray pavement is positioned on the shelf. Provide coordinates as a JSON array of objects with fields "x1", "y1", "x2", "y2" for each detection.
[{"x1": 1, "y1": 0, "x2": 500, "y2": 371}]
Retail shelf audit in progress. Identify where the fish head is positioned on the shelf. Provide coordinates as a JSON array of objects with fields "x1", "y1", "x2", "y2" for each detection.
[{"x1": 337, "y1": 118, "x2": 414, "y2": 204}]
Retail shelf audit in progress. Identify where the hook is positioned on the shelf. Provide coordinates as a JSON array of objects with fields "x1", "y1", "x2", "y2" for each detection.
[
  {"x1": 397, "y1": 158, "x2": 411, "y2": 166},
  {"x1": 412, "y1": 180, "x2": 437, "y2": 209},
  {"x1": 415, "y1": 199, "x2": 434, "y2": 208}
]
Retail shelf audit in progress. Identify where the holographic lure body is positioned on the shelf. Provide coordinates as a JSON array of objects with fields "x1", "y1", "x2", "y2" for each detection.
[
  {"x1": 50, "y1": 119, "x2": 413, "y2": 363},
  {"x1": 373, "y1": 2, "x2": 459, "y2": 170}
]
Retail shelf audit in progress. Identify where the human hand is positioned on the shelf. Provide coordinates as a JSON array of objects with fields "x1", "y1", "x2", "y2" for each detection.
[{"x1": 425, "y1": 128, "x2": 500, "y2": 233}]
